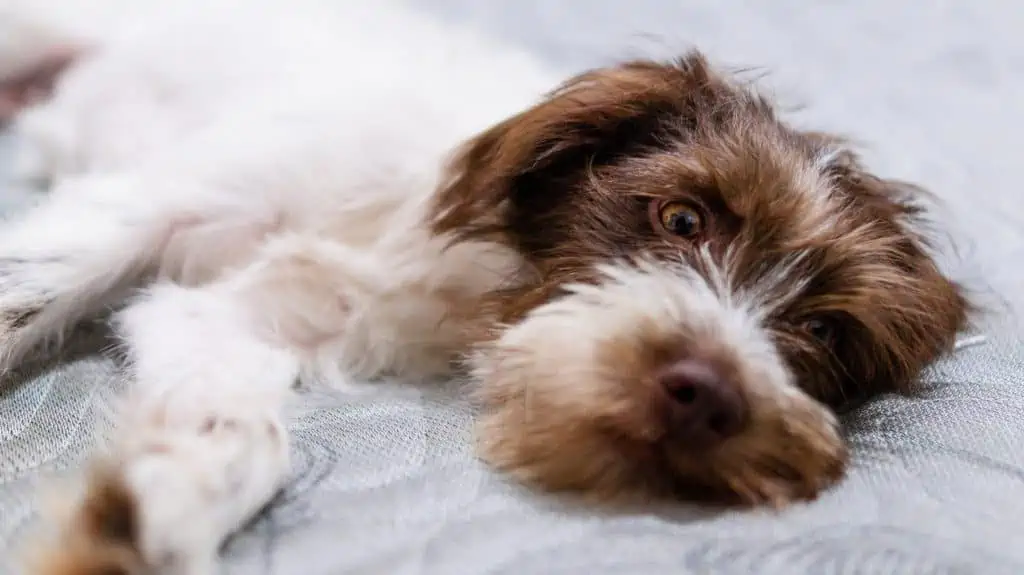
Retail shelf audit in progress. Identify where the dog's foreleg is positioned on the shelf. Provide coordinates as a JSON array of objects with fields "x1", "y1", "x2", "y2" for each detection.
[
  {"x1": 30, "y1": 275, "x2": 303, "y2": 573},
  {"x1": 0, "y1": 165, "x2": 286, "y2": 372},
  {"x1": 0, "y1": 173, "x2": 180, "y2": 370},
  {"x1": 25, "y1": 237, "x2": 358, "y2": 574}
]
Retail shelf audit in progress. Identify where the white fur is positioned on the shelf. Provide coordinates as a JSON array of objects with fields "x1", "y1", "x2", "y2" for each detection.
[
  {"x1": 0, "y1": 0, "x2": 837, "y2": 570},
  {"x1": 2, "y1": 0, "x2": 551, "y2": 569}
]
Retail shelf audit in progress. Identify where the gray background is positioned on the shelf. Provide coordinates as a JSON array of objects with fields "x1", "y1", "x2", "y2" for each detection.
[{"x1": 2, "y1": 1, "x2": 1024, "y2": 573}]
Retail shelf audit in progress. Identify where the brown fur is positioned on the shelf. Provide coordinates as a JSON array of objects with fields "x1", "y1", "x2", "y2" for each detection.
[
  {"x1": 25, "y1": 466, "x2": 144, "y2": 575},
  {"x1": 432, "y1": 51, "x2": 970, "y2": 504}
]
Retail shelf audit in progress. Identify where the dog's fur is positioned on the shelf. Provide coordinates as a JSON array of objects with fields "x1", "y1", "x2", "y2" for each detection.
[{"x1": 0, "y1": 1, "x2": 970, "y2": 573}]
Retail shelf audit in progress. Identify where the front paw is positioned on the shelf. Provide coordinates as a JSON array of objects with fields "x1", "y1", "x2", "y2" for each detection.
[
  {"x1": 25, "y1": 459, "x2": 221, "y2": 575},
  {"x1": 25, "y1": 412, "x2": 288, "y2": 575},
  {"x1": 119, "y1": 412, "x2": 287, "y2": 573}
]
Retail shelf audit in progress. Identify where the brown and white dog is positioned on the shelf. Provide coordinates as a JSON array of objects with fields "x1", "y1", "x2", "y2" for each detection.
[{"x1": 0, "y1": 1, "x2": 970, "y2": 573}]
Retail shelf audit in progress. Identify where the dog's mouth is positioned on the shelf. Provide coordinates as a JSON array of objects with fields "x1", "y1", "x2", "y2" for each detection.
[
  {"x1": 657, "y1": 402, "x2": 848, "y2": 506},
  {"x1": 591, "y1": 376, "x2": 848, "y2": 507}
]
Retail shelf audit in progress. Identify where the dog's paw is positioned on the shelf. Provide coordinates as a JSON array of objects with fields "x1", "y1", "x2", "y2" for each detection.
[
  {"x1": 26, "y1": 412, "x2": 288, "y2": 575},
  {"x1": 122, "y1": 412, "x2": 286, "y2": 572},
  {"x1": 25, "y1": 461, "x2": 218, "y2": 575}
]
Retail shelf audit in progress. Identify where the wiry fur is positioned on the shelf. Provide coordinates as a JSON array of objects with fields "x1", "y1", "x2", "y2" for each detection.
[{"x1": 0, "y1": 1, "x2": 970, "y2": 573}]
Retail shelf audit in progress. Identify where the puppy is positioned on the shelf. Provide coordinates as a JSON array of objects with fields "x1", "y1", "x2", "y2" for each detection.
[{"x1": 0, "y1": 1, "x2": 970, "y2": 573}]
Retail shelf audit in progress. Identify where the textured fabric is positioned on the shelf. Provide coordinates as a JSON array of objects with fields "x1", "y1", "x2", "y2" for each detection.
[{"x1": 2, "y1": 1, "x2": 1024, "y2": 573}]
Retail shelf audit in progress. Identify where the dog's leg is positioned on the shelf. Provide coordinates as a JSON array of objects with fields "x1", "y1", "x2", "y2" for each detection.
[
  {"x1": 31, "y1": 278, "x2": 300, "y2": 574},
  {"x1": 0, "y1": 174, "x2": 166, "y2": 369},
  {"x1": 27, "y1": 237, "x2": 356, "y2": 575},
  {"x1": 0, "y1": 170, "x2": 281, "y2": 371}
]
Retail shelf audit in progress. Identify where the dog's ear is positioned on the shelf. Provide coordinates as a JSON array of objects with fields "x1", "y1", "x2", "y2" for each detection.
[
  {"x1": 808, "y1": 132, "x2": 974, "y2": 387},
  {"x1": 429, "y1": 52, "x2": 732, "y2": 250},
  {"x1": 808, "y1": 132, "x2": 941, "y2": 246}
]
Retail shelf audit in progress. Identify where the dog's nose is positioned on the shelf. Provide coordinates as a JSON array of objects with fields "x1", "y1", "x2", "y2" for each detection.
[{"x1": 657, "y1": 358, "x2": 748, "y2": 448}]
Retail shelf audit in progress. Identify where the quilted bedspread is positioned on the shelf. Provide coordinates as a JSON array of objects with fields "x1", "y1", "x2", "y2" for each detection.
[{"x1": 2, "y1": 1, "x2": 1024, "y2": 573}]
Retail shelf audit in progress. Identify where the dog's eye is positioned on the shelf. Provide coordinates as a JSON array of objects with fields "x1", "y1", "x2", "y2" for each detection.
[
  {"x1": 803, "y1": 318, "x2": 834, "y2": 343},
  {"x1": 655, "y1": 201, "x2": 704, "y2": 238}
]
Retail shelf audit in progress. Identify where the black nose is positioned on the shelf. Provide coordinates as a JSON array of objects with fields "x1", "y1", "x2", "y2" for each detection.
[{"x1": 657, "y1": 358, "x2": 748, "y2": 448}]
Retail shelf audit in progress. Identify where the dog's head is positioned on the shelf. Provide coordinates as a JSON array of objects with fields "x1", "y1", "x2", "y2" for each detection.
[{"x1": 431, "y1": 52, "x2": 970, "y2": 504}]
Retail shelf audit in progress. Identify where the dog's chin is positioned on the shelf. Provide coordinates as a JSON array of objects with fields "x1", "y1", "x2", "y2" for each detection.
[
  {"x1": 690, "y1": 402, "x2": 848, "y2": 506},
  {"x1": 473, "y1": 374, "x2": 847, "y2": 507}
]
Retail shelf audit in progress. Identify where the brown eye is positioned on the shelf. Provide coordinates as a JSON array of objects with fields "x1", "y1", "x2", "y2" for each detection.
[
  {"x1": 654, "y1": 201, "x2": 704, "y2": 238},
  {"x1": 803, "y1": 318, "x2": 834, "y2": 343}
]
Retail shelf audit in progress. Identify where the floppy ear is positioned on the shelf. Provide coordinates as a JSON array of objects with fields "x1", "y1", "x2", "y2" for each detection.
[
  {"x1": 805, "y1": 131, "x2": 940, "y2": 241},
  {"x1": 429, "y1": 53, "x2": 729, "y2": 250},
  {"x1": 808, "y1": 132, "x2": 974, "y2": 389}
]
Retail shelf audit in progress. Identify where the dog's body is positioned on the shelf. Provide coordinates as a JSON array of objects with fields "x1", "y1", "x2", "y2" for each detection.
[
  {"x1": 1, "y1": 1, "x2": 969, "y2": 573},
  {"x1": 1, "y1": 0, "x2": 552, "y2": 378}
]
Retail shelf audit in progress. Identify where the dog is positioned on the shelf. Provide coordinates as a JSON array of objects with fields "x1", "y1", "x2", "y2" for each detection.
[{"x1": 0, "y1": 0, "x2": 971, "y2": 573}]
